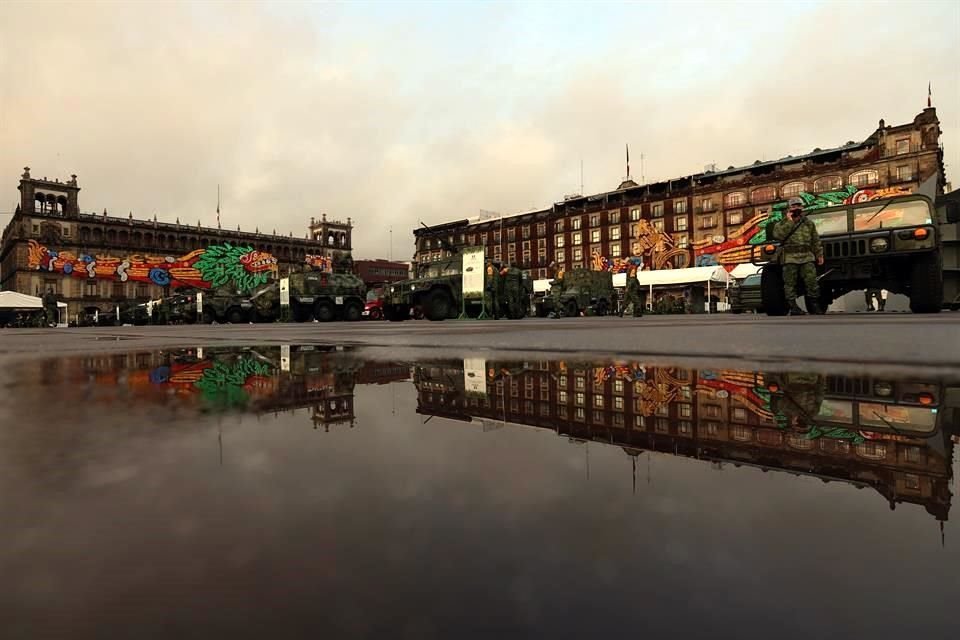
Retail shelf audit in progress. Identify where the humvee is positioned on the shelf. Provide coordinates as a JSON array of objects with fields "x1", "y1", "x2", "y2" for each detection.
[
  {"x1": 753, "y1": 192, "x2": 960, "y2": 314},
  {"x1": 252, "y1": 271, "x2": 367, "y2": 322},
  {"x1": 536, "y1": 268, "x2": 615, "y2": 317}
]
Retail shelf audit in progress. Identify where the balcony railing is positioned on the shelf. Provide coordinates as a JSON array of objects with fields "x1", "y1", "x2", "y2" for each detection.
[
  {"x1": 880, "y1": 143, "x2": 922, "y2": 159},
  {"x1": 889, "y1": 173, "x2": 915, "y2": 185}
]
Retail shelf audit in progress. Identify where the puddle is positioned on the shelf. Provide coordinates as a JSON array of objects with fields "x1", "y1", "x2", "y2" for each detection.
[{"x1": 1, "y1": 345, "x2": 958, "y2": 637}]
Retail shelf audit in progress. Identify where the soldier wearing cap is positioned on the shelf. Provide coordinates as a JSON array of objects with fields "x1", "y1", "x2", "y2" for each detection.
[{"x1": 773, "y1": 197, "x2": 824, "y2": 315}]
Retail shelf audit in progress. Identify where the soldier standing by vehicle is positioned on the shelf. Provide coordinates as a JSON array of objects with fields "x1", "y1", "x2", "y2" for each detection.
[
  {"x1": 42, "y1": 288, "x2": 58, "y2": 327},
  {"x1": 502, "y1": 263, "x2": 523, "y2": 319},
  {"x1": 774, "y1": 197, "x2": 824, "y2": 315},
  {"x1": 621, "y1": 266, "x2": 644, "y2": 317},
  {"x1": 484, "y1": 261, "x2": 501, "y2": 319}
]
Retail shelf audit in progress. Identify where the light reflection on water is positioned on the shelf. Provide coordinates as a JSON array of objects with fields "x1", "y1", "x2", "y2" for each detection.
[{"x1": 0, "y1": 346, "x2": 957, "y2": 638}]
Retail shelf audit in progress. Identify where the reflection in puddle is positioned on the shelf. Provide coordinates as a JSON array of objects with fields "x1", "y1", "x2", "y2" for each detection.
[{"x1": 2, "y1": 346, "x2": 958, "y2": 636}]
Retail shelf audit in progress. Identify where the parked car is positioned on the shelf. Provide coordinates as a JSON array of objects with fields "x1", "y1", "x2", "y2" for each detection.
[
  {"x1": 363, "y1": 297, "x2": 384, "y2": 320},
  {"x1": 729, "y1": 274, "x2": 763, "y2": 314}
]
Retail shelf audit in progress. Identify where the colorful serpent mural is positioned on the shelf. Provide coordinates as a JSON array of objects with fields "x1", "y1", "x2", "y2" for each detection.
[
  {"x1": 694, "y1": 186, "x2": 913, "y2": 268},
  {"x1": 27, "y1": 240, "x2": 278, "y2": 292}
]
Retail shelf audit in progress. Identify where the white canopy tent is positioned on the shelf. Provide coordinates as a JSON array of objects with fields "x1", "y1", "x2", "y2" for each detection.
[
  {"x1": 634, "y1": 266, "x2": 731, "y2": 314},
  {"x1": 0, "y1": 291, "x2": 67, "y2": 326},
  {"x1": 729, "y1": 263, "x2": 761, "y2": 280}
]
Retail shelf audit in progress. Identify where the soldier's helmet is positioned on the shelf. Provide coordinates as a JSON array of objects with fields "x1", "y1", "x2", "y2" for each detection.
[{"x1": 788, "y1": 197, "x2": 804, "y2": 209}]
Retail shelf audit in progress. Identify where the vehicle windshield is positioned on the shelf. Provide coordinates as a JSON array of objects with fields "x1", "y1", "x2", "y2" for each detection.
[
  {"x1": 808, "y1": 210, "x2": 849, "y2": 236},
  {"x1": 858, "y1": 402, "x2": 937, "y2": 433},
  {"x1": 853, "y1": 200, "x2": 932, "y2": 231},
  {"x1": 743, "y1": 274, "x2": 761, "y2": 286}
]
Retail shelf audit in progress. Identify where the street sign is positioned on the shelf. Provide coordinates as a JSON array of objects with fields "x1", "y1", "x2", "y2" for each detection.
[{"x1": 280, "y1": 278, "x2": 290, "y2": 307}]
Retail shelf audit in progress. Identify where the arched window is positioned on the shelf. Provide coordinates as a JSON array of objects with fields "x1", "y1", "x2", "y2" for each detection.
[
  {"x1": 132, "y1": 231, "x2": 142, "y2": 245},
  {"x1": 751, "y1": 186, "x2": 777, "y2": 203},
  {"x1": 92, "y1": 228, "x2": 103, "y2": 243},
  {"x1": 724, "y1": 192, "x2": 745, "y2": 208},
  {"x1": 144, "y1": 233, "x2": 154, "y2": 246},
  {"x1": 56, "y1": 195, "x2": 67, "y2": 214},
  {"x1": 34, "y1": 193, "x2": 46, "y2": 212},
  {"x1": 787, "y1": 434, "x2": 814, "y2": 450},
  {"x1": 781, "y1": 182, "x2": 805, "y2": 198},
  {"x1": 814, "y1": 176, "x2": 842, "y2": 193},
  {"x1": 855, "y1": 442, "x2": 887, "y2": 460},
  {"x1": 80, "y1": 227, "x2": 91, "y2": 242},
  {"x1": 119, "y1": 230, "x2": 128, "y2": 244},
  {"x1": 848, "y1": 170, "x2": 879, "y2": 188},
  {"x1": 106, "y1": 229, "x2": 117, "y2": 245}
]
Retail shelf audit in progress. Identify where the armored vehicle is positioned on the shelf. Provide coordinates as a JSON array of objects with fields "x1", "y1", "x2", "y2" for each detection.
[
  {"x1": 536, "y1": 268, "x2": 615, "y2": 317},
  {"x1": 382, "y1": 254, "x2": 468, "y2": 321},
  {"x1": 729, "y1": 273, "x2": 763, "y2": 314},
  {"x1": 252, "y1": 270, "x2": 366, "y2": 322},
  {"x1": 753, "y1": 192, "x2": 960, "y2": 315}
]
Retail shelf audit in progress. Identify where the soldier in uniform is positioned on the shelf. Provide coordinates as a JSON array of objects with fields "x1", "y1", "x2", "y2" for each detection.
[
  {"x1": 502, "y1": 263, "x2": 523, "y2": 319},
  {"x1": 774, "y1": 197, "x2": 824, "y2": 315},
  {"x1": 621, "y1": 266, "x2": 644, "y2": 317},
  {"x1": 484, "y1": 261, "x2": 501, "y2": 319},
  {"x1": 42, "y1": 288, "x2": 58, "y2": 327}
]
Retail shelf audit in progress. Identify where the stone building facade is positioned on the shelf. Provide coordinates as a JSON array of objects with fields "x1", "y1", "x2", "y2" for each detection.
[
  {"x1": 0, "y1": 169, "x2": 353, "y2": 320},
  {"x1": 413, "y1": 108, "x2": 946, "y2": 279}
]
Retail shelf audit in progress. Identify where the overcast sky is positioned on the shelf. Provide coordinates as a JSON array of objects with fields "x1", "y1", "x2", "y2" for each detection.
[{"x1": 1, "y1": 0, "x2": 957, "y2": 260}]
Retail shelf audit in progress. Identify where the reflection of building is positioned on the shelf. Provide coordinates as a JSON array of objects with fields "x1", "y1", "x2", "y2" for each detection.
[
  {"x1": 20, "y1": 346, "x2": 411, "y2": 431},
  {"x1": 413, "y1": 108, "x2": 944, "y2": 278},
  {"x1": 1, "y1": 170, "x2": 353, "y2": 319},
  {"x1": 415, "y1": 360, "x2": 956, "y2": 522}
]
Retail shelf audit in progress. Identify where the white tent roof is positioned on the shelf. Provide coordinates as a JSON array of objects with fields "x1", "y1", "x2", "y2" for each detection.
[
  {"x1": 0, "y1": 291, "x2": 67, "y2": 309},
  {"x1": 729, "y1": 263, "x2": 761, "y2": 279},
  {"x1": 635, "y1": 266, "x2": 730, "y2": 287}
]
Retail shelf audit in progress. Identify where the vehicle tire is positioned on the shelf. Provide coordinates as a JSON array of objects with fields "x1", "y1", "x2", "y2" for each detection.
[
  {"x1": 565, "y1": 299, "x2": 579, "y2": 318},
  {"x1": 227, "y1": 308, "x2": 245, "y2": 324},
  {"x1": 344, "y1": 301, "x2": 363, "y2": 321},
  {"x1": 909, "y1": 252, "x2": 943, "y2": 314},
  {"x1": 425, "y1": 289, "x2": 453, "y2": 321},
  {"x1": 369, "y1": 308, "x2": 382, "y2": 321},
  {"x1": 595, "y1": 299, "x2": 608, "y2": 317},
  {"x1": 761, "y1": 265, "x2": 788, "y2": 316},
  {"x1": 314, "y1": 301, "x2": 336, "y2": 322},
  {"x1": 202, "y1": 310, "x2": 215, "y2": 324}
]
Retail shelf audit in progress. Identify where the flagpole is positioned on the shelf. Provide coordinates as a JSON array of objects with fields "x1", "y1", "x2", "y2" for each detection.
[{"x1": 217, "y1": 184, "x2": 221, "y2": 228}]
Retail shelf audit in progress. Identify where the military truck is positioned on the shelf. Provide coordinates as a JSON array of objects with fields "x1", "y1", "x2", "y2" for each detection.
[
  {"x1": 383, "y1": 253, "x2": 469, "y2": 321},
  {"x1": 535, "y1": 268, "x2": 615, "y2": 317},
  {"x1": 252, "y1": 270, "x2": 367, "y2": 322},
  {"x1": 752, "y1": 192, "x2": 960, "y2": 315}
]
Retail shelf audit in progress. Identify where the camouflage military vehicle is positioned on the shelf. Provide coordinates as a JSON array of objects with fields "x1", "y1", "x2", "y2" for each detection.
[
  {"x1": 382, "y1": 254, "x2": 466, "y2": 321},
  {"x1": 753, "y1": 192, "x2": 960, "y2": 314},
  {"x1": 535, "y1": 268, "x2": 615, "y2": 317},
  {"x1": 252, "y1": 270, "x2": 367, "y2": 322}
]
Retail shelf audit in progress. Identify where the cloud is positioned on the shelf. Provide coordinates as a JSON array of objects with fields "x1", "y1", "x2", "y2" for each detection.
[{"x1": 1, "y1": 0, "x2": 957, "y2": 260}]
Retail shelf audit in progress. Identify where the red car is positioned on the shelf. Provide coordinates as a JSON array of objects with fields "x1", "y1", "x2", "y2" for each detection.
[{"x1": 362, "y1": 298, "x2": 384, "y2": 320}]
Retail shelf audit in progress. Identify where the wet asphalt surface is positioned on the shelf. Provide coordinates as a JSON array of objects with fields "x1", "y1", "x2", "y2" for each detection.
[{"x1": 1, "y1": 318, "x2": 959, "y2": 637}]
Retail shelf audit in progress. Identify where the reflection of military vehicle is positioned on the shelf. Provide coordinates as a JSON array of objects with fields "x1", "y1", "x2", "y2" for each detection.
[
  {"x1": 753, "y1": 193, "x2": 960, "y2": 314},
  {"x1": 762, "y1": 370, "x2": 959, "y2": 442},
  {"x1": 253, "y1": 271, "x2": 367, "y2": 322},
  {"x1": 536, "y1": 268, "x2": 615, "y2": 317}
]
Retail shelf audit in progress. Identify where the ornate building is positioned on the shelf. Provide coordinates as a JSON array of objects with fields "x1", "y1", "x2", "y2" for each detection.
[
  {"x1": 0, "y1": 169, "x2": 353, "y2": 320},
  {"x1": 413, "y1": 108, "x2": 946, "y2": 279}
]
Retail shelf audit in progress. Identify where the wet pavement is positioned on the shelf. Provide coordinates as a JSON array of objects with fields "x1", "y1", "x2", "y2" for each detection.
[{"x1": 1, "y1": 344, "x2": 958, "y2": 638}]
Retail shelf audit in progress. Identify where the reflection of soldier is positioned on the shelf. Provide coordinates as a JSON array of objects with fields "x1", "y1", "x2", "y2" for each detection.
[
  {"x1": 771, "y1": 372, "x2": 826, "y2": 432},
  {"x1": 484, "y1": 261, "x2": 500, "y2": 319},
  {"x1": 42, "y1": 288, "x2": 58, "y2": 327},
  {"x1": 621, "y1": 267, "x2": 644, "y2": 317}
]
